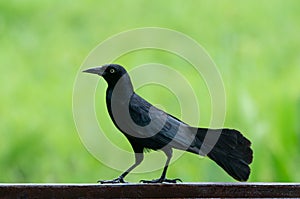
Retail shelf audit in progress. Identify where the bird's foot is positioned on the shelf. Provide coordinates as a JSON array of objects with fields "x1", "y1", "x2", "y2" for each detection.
[
  {"x1": 97, "y1": 177, "x2": 127, "y2": 184},
  {"x1": 140, "y1": 178, "x2": 182, "y2": 183}
]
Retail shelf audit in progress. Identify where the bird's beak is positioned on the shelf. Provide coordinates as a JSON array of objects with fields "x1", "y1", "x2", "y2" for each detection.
[{"x1": 82, "y1": 66, "x2": 107, "y2": 76}]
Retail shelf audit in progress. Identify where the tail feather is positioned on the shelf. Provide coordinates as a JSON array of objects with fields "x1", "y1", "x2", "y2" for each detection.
[{"x1": 193, "y1": 128, "x2": 253, "y2": 181}]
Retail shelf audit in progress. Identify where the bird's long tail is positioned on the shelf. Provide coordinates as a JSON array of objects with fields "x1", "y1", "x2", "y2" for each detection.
[{"x1": 190, "y1": 128, "x2": 253, "y2": 181}]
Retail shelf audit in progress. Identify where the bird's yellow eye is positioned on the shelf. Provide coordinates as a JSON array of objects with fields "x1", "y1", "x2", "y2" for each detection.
[{"x1": 110, "y1": 68, "x2": 115, "y2": 73}]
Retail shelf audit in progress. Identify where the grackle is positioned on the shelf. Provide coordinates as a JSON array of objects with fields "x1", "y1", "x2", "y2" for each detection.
[{"x1": 83, "y1": 64, "x2": 253, "y2": 183}]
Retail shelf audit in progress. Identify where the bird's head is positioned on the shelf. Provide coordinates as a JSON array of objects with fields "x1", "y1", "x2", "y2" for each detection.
[{"x1": 83, "y1": 64, "x2": 129, "y2": 87}]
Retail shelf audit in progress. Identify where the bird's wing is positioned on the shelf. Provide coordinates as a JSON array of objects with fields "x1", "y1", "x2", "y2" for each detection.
[
  {"x1": 128, "y1": 94, "x2": 152, "y2": 127},
  {"x1": 128, "y1": 94, "x2": 197, "y2": 150}
]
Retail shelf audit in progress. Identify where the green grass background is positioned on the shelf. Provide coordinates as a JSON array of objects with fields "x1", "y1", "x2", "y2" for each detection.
[{"x1": 1, "y1": 0, "x2": 300, "y2": 182}]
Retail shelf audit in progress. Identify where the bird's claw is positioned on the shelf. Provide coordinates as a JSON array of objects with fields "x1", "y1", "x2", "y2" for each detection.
[
  {"x1": 163, "y1": 178, "x2": 182, "y2": 183},
  {"x1": 140, "y1": 178, "x2": 182, "y2": 183},
  {"x1": 97, "y1": 177, "x2": 127, "y2": 184}
]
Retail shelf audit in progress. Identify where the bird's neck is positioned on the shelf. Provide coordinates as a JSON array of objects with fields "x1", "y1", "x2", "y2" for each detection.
[
  {"x1": 106, "y1": 84, "x2": 134, "y2": 102},
  {"x1": 106, "y1": 74, "x2": 134, "y2": 98},
  {"x1": 106, "y1": 74, "x2": 134, "y2": 117}
]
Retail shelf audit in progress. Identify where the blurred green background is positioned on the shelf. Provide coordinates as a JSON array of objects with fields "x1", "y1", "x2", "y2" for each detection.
[{"x1": 1, "y1": 0, "x2": 300, "y2": 182}]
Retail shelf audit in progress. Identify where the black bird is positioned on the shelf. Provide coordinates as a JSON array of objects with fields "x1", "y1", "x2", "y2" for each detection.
[{"x1": 83, "y1": 64, "x2": 253, "y2": 183}]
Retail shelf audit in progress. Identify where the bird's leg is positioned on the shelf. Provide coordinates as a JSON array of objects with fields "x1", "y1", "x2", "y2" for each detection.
[
  {"x1": 140, "y1": 148, "x2": 182, "y2": 183},
  {"x1": 98, "y1": 152, "x2": 144, "y2": 184}
]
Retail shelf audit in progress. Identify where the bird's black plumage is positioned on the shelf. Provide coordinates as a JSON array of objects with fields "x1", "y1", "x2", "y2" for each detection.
[{"x1": 83, "y1": 64, "x2": 253, "y2": 183}]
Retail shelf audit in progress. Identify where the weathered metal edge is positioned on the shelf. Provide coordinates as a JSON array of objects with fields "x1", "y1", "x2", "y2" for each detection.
[{"x1": 0, "y1": 183, "x2": 299, "y2": 198}]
